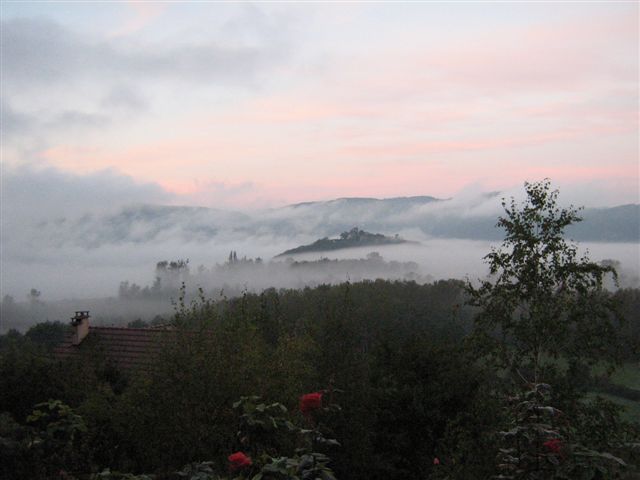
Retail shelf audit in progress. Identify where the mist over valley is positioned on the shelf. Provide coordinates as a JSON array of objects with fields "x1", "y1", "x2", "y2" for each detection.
[{"x1": 2, "y1": 188, "x2": 638, "y2": 331}]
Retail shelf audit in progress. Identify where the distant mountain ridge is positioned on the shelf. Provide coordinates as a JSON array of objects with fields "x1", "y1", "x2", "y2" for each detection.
[
  {"x1": 21, "y1": 196, "x2": 640, "y2": 248},
  {"x1": 287, "y1": 195, "x2": 441, "y2": 208}
]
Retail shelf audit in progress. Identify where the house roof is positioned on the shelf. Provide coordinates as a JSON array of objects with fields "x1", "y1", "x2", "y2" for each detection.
[{"x1": 53, "y1": 326, "x2": 175, "y2": 371}]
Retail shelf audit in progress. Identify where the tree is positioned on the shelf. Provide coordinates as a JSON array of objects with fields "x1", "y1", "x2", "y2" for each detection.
[
  {"x1": 27, "y1": 288, "x2": 42, "y2": 305},
  {"x1": 25, "y1": 321, "x2": 68, "y2": 351},
  {"x1": 1, "y1": 295, "x2": 15, "y2": 308},
  {"x1": 466, "y1": 180, "x2": 621, "y2": 383}
]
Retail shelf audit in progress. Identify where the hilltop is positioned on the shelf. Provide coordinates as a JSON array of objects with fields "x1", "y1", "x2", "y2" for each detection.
[{"x1": 275, "y1": 227, "x2": 409, "y2": 257}]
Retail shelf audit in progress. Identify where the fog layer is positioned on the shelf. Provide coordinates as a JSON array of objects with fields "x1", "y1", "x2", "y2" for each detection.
[{"x1": 2, "y1": 165, "x2": 638, "y2": 302}]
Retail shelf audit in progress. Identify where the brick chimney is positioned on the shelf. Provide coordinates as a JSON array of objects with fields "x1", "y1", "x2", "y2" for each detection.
[{"x1": 71, "y1": 311, "x2": 90, "y2": 345}]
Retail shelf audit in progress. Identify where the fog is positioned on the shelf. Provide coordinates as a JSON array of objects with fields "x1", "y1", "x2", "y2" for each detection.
[
  {"x1": 3, "y1": 214, "x2": 638, "y2": 303},
  {"x1": 2, "y1": 234, "x2": 638, "y2": 301},
  {"x1": 288, "y1": 240, "x2": 640, "y2": 287},
  {"x1": 1, "y1": 166, "x2": 638, "y2": 331}
]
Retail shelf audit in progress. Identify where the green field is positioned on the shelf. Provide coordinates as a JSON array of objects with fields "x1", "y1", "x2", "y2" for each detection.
[
  {"x1": 586, "y1": 392, "x2": 640, "y2": 424},
  {"x1": 608, "y1": 363, "x2": 640, "y2": 390},
  {"x1": 589, "y1": 362, "x2": 640, "y2": 424}
]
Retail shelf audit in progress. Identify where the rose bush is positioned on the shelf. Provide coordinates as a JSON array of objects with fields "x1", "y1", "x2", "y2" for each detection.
[
  {"x1": 543, "y1": 439, "x2": 562, "y2": 455},
  {"x1": 299, "y1": 392, "x2": 322, "y2": 415},
  {"x1": 228, "y1": 451, "x2": 252, "y2": 471}
]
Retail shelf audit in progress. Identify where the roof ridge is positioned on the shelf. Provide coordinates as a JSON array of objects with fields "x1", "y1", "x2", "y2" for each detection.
[{"x1": 89, "y1": 326, "x2": 174, "y2": 332}]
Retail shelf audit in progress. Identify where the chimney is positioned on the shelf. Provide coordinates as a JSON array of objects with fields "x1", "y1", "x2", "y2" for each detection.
[{"x1": 71, "y1": 311, "x2": 90, "y2": 345}]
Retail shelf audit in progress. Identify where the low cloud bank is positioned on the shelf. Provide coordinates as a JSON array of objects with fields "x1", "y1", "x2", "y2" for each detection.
[{"x1": 1, "y1": 165, "x2": 638, "y2": 302}]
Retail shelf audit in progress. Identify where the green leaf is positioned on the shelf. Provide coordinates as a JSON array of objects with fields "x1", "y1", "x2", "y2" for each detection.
[{"x1": 597, "y1": 452, "x2": 626, "y2": 466}]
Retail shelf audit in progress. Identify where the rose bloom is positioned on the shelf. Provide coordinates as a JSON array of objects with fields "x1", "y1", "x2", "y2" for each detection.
[
  {"x1": 543, "y1": 439, "x2": 562, "y2": 454},
  {"x1": 228, "y1": 451, "x2": 252, "y2": 471},
  {"x1": 300, "y1": 392, "x2": 323, "y2": 414}
]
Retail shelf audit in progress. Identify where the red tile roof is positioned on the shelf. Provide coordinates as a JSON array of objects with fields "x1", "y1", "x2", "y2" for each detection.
[{"x1": 53, "y1": 326, "x2": 175, "y2": 371}]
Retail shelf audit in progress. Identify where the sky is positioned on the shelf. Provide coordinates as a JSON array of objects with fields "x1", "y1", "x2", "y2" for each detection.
[
  {"x1": 1, "y1": 1, "x2": 639, "y2": 304},
  {"x1": 1, "y1": 1, "x2": 638, "y2": 209}
]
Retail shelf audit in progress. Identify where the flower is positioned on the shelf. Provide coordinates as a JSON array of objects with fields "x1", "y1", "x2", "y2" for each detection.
[
  {"x1": 433, "y1": 457, "x2": 441, "y2": 465},
  {"x1": 228, "y1": 451, "x2": 252, "y2": 471},
  {"x1": 299, "y1": 392, "x2": 323, "y2": 414},
  {"x1": 543, "y1": 438, "x2": 562, "y2": 454}
]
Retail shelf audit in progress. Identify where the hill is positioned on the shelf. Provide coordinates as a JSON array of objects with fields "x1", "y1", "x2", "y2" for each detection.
[
  {"x1": 275, "y1": 227, "x2": 409, "y2": 257},
  {"x1": 6, "y1": 195, "x2": 638, "y2": 261}
]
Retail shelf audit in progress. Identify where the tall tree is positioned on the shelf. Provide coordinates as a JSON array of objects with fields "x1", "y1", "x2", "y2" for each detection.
[{"x1": 467, "y1": 180, "x2": 621, "y2": 383}]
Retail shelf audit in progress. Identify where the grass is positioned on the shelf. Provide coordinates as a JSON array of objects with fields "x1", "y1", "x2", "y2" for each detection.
[
  {"x1": 585, "y1": 391, "x2": 640, "y2": 424},
  {"x1": 607, "y1": 363, "x2": 640, "y2": 390},
  {"x1": 592, "y1": 361, "x2": 640, "y2": 425},
  {"x1": 524, "y1": 358, "x2": 640, "y2": 424},
  {"x1": 538, "y1": 357, "x2": 640, "y2": 389}
]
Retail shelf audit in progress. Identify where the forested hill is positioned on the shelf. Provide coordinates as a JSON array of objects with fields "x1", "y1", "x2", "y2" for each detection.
[{"x1": 275, "y1": 227, "x2": 409, "y2": 257}]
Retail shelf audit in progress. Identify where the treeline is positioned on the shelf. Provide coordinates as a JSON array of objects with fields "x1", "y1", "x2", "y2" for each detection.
[
  {"x1": 0, "y1": 253, "x2": 425, "y2": 332},
  {"x1": 0, "y1": 279, "x2": 476, "y2": 479},
  {"x1": 117, "y1": 252, "x2": 424, "y2": 301},
  {"x1": 1, "y1": 278, "x2": 639, "y2": 479}
]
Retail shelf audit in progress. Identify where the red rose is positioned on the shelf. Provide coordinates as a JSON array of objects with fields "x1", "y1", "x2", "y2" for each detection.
[
  {"x1": 543, "y1": 438, "x2": 562, "y2": 454},
  {"x1": 300, "y1": 392, "x2": 323, "y2": 414},
  {"x1": 228, "y1": 451, "x2": 252, "y2": 471}
]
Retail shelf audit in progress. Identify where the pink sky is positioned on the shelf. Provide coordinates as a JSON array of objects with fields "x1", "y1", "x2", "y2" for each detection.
[{"x1": 2, "y1": 2, "x2": 638, "y2": 207}]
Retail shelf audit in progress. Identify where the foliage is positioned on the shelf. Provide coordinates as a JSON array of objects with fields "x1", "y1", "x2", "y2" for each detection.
[
  {"x1": 366, "y1": 337, "x2": 490, "y2": 478},
  {"x1": 91, "y1": 470, "x2": 155, "y2": 480},
  {"x1": 0, "y1": 412, "x2": 31, "y2": 478},
  {"x1": 0, "y1": 400, "x2": 90, "y2": 478},
  {"x1": 495, "y1": 383, "x2": 565, "y2": 479},
  {"x1": 0, "y1": 278, "x2": 482, "y2": 478},
  {"x1": 494, "y1": 383, "x2": 636, "y2": 480},
  {"x1": 0, "y1": 394, "x2": 341, "y2": 480},
  {"x1": 467, "y1": 179, "x2": 622, "y2": 382},
  {"x1": 612, "y1": 288, "x2": 640, "y2": 360},
  {"x1": 0, "y1": 336, "x2": 74, "y2": 420},
  {"x1": 25, "y1": 321, "x2": 70, "y2": 350},
  {"x1": 461, "y1": 180, "x2": 639, "y2": 479},
  {"x1": 431, "y1": 386, "x2": 503, "y2": 479},
  {"x1": 232, "y1": 394, "x2": 340, "y2": 480},
  {"x1": 174, "y1": 461, "x2": 220, "y2": 479}
]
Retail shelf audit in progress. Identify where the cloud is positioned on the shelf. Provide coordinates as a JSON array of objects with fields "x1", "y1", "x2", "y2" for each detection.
[
  {"x1": 0, "y1": 164, "x2": 172, "y2": 298},
  {"x1": 1, "y1": 5, "x2": 637, "y2": 217},
  {"x1": 0, "y1": 163, "x2": 171, "y2": 221},
  {"x1": 1, "y1": 12, "x2": 294, "y2": 176},
  {"x1": 0, "y1": 19, "x2": 95, "y2": 87},
  {"x1": 101, "y1": 85, "x2": 149, "y2": 112},
  {"x1": 109, "y1": 1, "x2": 168, "y2": 37},
  {"x1": 0, "y1": 100, "x2": 35, "y2": 138},
  {"x1": 159, "y1": 179, "x2": 279, "y2": 210},
  {"x1": 0, "y1": 9, "x2": 296, "y2": 172},
  {"x1": 1, "y1": 97, "x2": 110, "y2": 142},
  {"x1": 50, "y1": 110, "x2": 111, "y2": 129},
  {"x1": 0, "y1": 16, "x2": 288, "y2": 90}
]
